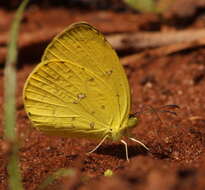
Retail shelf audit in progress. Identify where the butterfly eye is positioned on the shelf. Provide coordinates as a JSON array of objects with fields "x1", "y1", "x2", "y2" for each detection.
[{"x1": 128, "y1": 114, "x2": 135, "y2": 118}]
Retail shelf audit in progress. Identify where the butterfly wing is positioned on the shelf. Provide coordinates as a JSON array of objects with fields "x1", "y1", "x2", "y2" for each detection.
[
  {"x1": 42, "y1": 23, "x2": 131, "y2": 130},
  {"x1": 23, "y1": 22, "x2": 131, "y2": 139}
]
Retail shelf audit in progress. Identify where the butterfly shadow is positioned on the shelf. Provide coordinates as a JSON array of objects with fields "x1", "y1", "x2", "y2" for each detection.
[{"x1": 95, "y1": 143, "x2": 149, "y2": 160}]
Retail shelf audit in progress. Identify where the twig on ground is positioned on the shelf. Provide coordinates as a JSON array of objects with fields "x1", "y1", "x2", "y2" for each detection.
[{"x1": 121, "y1": 37, "x2": 205, "y2": 65}]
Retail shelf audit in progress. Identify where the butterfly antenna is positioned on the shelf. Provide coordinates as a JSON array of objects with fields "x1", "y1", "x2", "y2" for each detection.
[
  {"x1": 129, "y1": 137, "x2": 149, "y2": 151},
  {"x1": 159, "y1": 110, "x2": 177, "y2": 116},
  {"x1": 159, "y1": 104, "x2": 180, "y2": 110},
  {"x1": 120, "y1": 139, "x2": 129, "y2": 162},
  {"x1": 158, "y1": 104, "x2": 180, "y2": 116},
  {"x1": 134, "y1": 104, "x2": 180, "y2": 124},
  {"x1": 134, "y1": 104, "x2": 164, "y2": 124},
  {"x1": 87, "y1": 135, "x2": 108, "y2": 154},
  {"x1": 149, "y1": 105, "x2": 164, "y2": 124}
]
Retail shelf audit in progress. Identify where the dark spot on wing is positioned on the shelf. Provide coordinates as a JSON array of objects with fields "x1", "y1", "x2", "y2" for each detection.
[
  {"x1": 90, "y1": 122, "x2": 95, "y2": 129},
  {"x1": 69, "y1": 124, "x2": 75, "y2": 129},
  {"x1": 106, "y1": 70, "x2": 113, "y2": 76},
  {"x1": 72, "y1": 101, "x2": 78, "y2": 104},
  {"x1": 77, "y1": 93, "x2": 86, "y2": 100},
  {"x1": 88, "y1": 77, "x2": 94, "y2": 82}
]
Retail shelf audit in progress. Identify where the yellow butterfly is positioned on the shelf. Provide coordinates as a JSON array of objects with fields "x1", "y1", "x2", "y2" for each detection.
[{"x1": 23, "y1": 22, "x2": 148, "y2": 161}]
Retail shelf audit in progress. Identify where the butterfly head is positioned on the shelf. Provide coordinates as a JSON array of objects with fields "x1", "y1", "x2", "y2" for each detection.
[
  {"x1": 109, "y1": 114, "x2": 138, "y2": 141},
  {"x1": 127, "y1": 114, "x2": 138, "y2": 128}
]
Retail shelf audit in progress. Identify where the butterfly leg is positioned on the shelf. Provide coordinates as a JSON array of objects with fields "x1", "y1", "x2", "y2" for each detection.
[
  {"x1": 87, "y1": 135, "x2": 108, "y2": 154},
  {"x1": 129, "y1": 137, "x2": 149, "y2": 151},
  {"x1": 120, "y1": 139, "x2": 129, "y2": 162}
]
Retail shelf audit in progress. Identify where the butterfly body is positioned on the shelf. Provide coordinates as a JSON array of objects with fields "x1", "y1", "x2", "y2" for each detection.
[{"x1": 23, "y1": 22, "x2": 146, "y2": 161}]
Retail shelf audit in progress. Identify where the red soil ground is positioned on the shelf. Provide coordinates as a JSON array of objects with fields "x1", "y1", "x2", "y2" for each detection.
[{"x1": 1, "y1": 6, "x2": 205, "y2": 190}]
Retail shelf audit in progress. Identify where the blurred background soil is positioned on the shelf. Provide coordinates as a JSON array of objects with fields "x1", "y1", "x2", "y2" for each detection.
[{"x1": 1, "y1": 0, "x2": 205, "y2": 189}]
